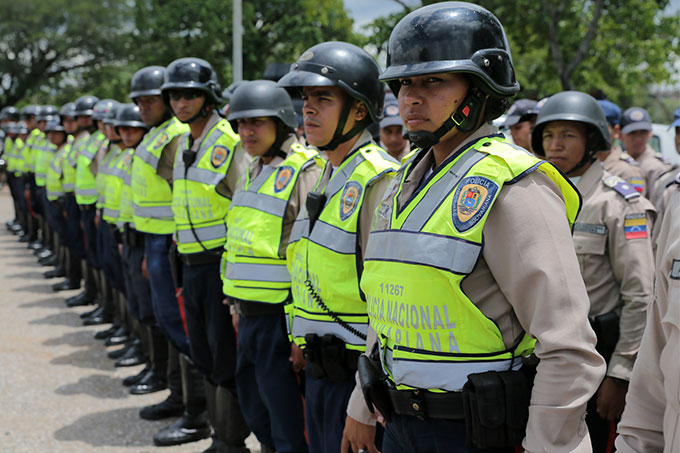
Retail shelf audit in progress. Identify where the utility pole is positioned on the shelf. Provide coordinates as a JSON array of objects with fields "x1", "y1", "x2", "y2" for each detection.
[{"x1": 233, "y1": 0, "x2": 243, "y2": 82}]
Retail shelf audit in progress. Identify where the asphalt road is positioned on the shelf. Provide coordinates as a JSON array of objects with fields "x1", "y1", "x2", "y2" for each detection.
[{"x1": 0, "y1": 190, "x2": 259, "y2": 452}]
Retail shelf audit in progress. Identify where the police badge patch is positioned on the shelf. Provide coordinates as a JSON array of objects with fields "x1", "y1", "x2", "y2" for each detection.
[
  {"x1": 153, "y1": 133, "x2": 169, "y2": 149},
  {"x1": 274, "y1": 166, "x2": 295, "y2": 193},
  {"x1": 339, "y1": 181, "x2": 362, "y2": 221},
  {"x1": 452, "y1": 176, "x2": 499, "y2": 232},
  {"x1": 211, "y1": 145, "x2": 229, "y2": 167}
]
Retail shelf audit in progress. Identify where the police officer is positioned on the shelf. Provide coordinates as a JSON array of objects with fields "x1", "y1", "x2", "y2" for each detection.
[
  {"x1": 379, "y1": 93, "x2": 409, "y2": 161},
  {"x1": 357, "y1": 3, "x2": 606, "y2": 452},
  {"x1": 126, "y1": 66, "x2": 195, "y2": 431},
  {"x1": 650, "y1": 107, "x2": 680, "y2": 244},
  {"x1": 58, "y1": 96, "x2": 98, "y2": 300},
  {"x1": 615, "y1": 177, "x2": 680, "y2": 451},
  {"x1": 532, "y1": 91, "x2": 656, "y2": 451},
  {"x1": 501, "y1": 98, "x2": 537, "y2": 152},
  {"x1": 2, "y1": 106, "x2": 23, "y2": 234},
  {"x1": 162, "y1": 57, "x2": 251, "y2": 452},
  {"x1": 20, "y1": 104, "x2": 44, "y2": 246},
  {"x1": 222, "y1": 80, "x2": 321, "y2": 453},
  {"x1": 595, "y1": 99, "x2": 647, "y2": 195},
  {"x1": 13, "y1": 119, "x2": 31, "y2": 239},
  {"x1": 620, "y1": 107, "x2": 673, "y2": 202},
  {"x1": 277, "y1": 41, "x2": 399, "y2": 453}
]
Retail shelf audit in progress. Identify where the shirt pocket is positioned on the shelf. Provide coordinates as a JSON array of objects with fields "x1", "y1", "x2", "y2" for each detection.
[{"x1": 573, "y1": 229, "x2": 607, "y2": 256}]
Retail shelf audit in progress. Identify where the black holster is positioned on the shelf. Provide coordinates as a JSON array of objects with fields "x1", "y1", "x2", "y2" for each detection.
[
  {"x1": 590, "y1": 310, "x2": 620, "y2": 363},
  {"x1": 358, "y1": 352, "x2": 394, "y2": 423},
  {"x1": 303, "y1": 333, "x2": 358, "y2": 382},
  {"x1": 168, "y1": 242, "x2": 182, "y2": 289},
  {"x1": 462, "y1": 364, "x2": 535, "y2": 448}
]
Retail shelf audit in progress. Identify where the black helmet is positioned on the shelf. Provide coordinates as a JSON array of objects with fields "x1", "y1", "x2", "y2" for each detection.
[
  {"x1": 0, "y1": 106, "x2": 20, "y2": 121},
  {"x1": 380, "y1": 2, "x2": 519, "y2": 98},
  {"x1": 278, "y1": 41, "x2": 384, "y2": 122},
  {"x1": 21, "y1": 105, "x2": 39, "y2": 119},
  {"x1": 130, "y1": 66, "x2": 166, "y2": 100},
  {"x1": 278, "y1": 41, "x2": 384, "y2": 150},
  {"x1": 161, "y1": 58, "x2": 223, "y2": 105},
  {"x1": 74, "y1": 95, "x2": 100, "y2": 116},
  {"x1": 114, "y1": 103, "x2": 148, "y2": 133},
  {"x1": 37, "y1": 105, "x2": 59, "y2": 121},
  {"x1": 379, "y1": 2, "x2": 518, "y2": 148},
  {"x1": 227, "y1": 80, "x2": 297, "y2": 130},
  {"x1": 222, "y1": 80, "x2": 249, "y2": 102},
  {"x1": 60, "y1": 102, "x2": 77, "y2": 118},
  {"x1": 16, "y1": 121, "x2": 28, "y2": 134},
  {"x1": 101, "y1": 101, "x2": 121, "y2": 124},
  {"x1": 531, "y1": 91, "x2": 610, "y2": 174},
  {"x1": 93, "y1": 99, "x2": 120, "y2": 120},
  {"x1": 44, "y1": 119, "x2": 65, "y2": 133}
]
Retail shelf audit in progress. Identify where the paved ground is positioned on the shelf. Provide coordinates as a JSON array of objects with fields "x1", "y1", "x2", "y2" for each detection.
[{"x1": 0, "y1": 190, "x2": 259, "y2": 452}]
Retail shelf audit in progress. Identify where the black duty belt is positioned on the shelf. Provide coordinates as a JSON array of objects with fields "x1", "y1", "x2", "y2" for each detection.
[
  {"x1": 78, "y1": 203, "x2": 96, "y2": 212},
  {"x1": 388, "y1": 388, "x2": 465, "y2": 420},
  {"x1": 122, "y1": 225, "x2": 145, "y2": 248},
  {"x1": 180, "y1": 250, "x2": 222, "y2": 265},
  {"x1": 232, "y1": 300, "x2": 284, "y2": 317}
]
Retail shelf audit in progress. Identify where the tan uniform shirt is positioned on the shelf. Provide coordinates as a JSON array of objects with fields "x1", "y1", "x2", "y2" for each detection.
[
  {"x1": 348, "y1": 125, "x2": 606, "y2": 452},
  {"x1": 615, "y1": 182, "x2": 680, "y2": 452},
  {"x1": 633, "y1": 146, "x2": 674, "y2": 202},
  {"x1": 651, "y1": 167, "x2": 680, "y2": 211},
  {"x1": 573, "y1": 163, "x2": 655, "y2": 380},
  {"x1": 236, "y1": 135, "x2": 323, "y2": 257},
  {"x1": 602, "y1": 146, "x2": 647, "y2": 196},
  {"x1": 156, "y1": 136, "x2": 180, "y2": 183},
  {"x1": 652, "y1": 170, "x2": 680, "y2": 247}
]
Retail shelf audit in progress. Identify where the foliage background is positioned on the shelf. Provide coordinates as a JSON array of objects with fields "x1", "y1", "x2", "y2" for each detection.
[{"x1": 1, "y1": 0, "x2": 678, "y2": 122}]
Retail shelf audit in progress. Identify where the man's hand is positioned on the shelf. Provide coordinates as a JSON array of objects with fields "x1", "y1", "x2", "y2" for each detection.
[
  {"x1": 341, "y1": 416, "x2": 379, "y2": 453},
  {"x1": 141, "y1": 256, "x2": 149, "y2": 280},
  {"x1": 231, "y1": 313, "x2": 239, "y2": 335},
  {"x1": 289, "y1": 342, "x2": 306, "y2": 373},
  {"x1": 94, "y1": 212, "x2": 100, "y2": 227},
  {"x1": 596, "y1": 376, "x2": 628, "y2": 421}
]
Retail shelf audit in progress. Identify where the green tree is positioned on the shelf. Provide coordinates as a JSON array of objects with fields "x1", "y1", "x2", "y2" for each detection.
[{"x1": 0, "y1": 0, "x2": 133, "y2": 108}]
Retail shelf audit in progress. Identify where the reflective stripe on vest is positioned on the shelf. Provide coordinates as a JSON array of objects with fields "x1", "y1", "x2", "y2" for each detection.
[
  {"x1": 225, "y1": 262, "x2": 290, "y2": 283},
  {"x1": 75, "y1": 132, "x2": 106, "y2": 205},
  {"x1": 176, "y1": 223, "x2": 226, "y2": 243},
  {"x1": 360, "y1": 136, "x2": 580, "y2": 391},
  {"x1": 287, "y1": 143, "x2": 399, "y2": 352},
  {"x1": 133, "y1": 203, "x2": 174, "y2": 220}
]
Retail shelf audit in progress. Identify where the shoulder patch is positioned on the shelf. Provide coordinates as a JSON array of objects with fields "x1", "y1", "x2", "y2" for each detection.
[
  {"x1": 672, "y1": 260, "x2": 680, "y2": 280},
  {"x1": 624, "y1": 213, "x2": 648, "y2": 240},
  {"x1": 153, "y1": 133, "x2": 169, "y2": 149},
  {"x1": 603, "y1": 175, "x2": 640, "y2": 201},
  {"x1": 629, "y1": 178, "x2": 645, "y2": 193},
  {"x1": 211, "y1": 145, "x2": 230, "y2": 168},
  {"x1": 339, "y1": 181, "x2": 363, "y2": 221},
  {"x1": 273, "y1": 166, "x2": 295, "y2": 193},
  {"x1": 452, "y1": 176, "x2": 499, "y2": 232},
  {"x1": 620, "y1": 155, "x2": 638, "y2": 165}
]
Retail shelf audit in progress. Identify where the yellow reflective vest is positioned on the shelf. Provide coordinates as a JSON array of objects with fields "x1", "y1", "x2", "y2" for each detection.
[
  {"x1": 103, "y1": 147, "x2": 129, "y2": 225},
  {"x1": 286, "y1": 143, "x2": 399, "y2": 352},
  {"x1": 360, "y1": 136, "x2": 581, "y2": 392},
  {"x1": 96, "y1": 145, "x2": 118, "y2": 209},
  {"x1": 76, "y1": 130, "x2": 106, "y2": 205},
  {"x1": 46, "y1": 143, "x2": 70, "y2": 201},
  {"x1": 132, "y1": 117, "x2": 188, "y2": 234},
  {"x1": 63, "y1": 132, "x2": 90, "y2": 193},
  {"x1": 171, "y1": 120, "x2": 239, "y2": 255},
  {"x1": 222, "y1": 143, "x2": 322, "y2": 304},
  {"x1": 34, "y1": 134, "x2": 53, "y2": 187},
  {"x1": 24, "y1": 129, "x2": 43, "y2": 174}
]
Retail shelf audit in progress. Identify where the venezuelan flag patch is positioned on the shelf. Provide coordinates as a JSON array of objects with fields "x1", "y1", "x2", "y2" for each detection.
[
  {"x1": 624, "y1": 213, "x2": 647, "y2": 239},
  {"x1": 630, "y1": 178, "x2": 645, "y2": 193}
]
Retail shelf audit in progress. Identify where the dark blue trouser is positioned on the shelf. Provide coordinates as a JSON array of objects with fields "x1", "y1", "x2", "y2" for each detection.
[
  {"x1": 305, "y1": 367, "x2": 356, "y2": 453},
  {"x1": 145, "y1": 233, "x2": 189, "y2": 355},
  {"x1": 16, "y1": 176, "x2": 29, "y2": 215},
  {"x1": 235, "y1": 312, "x2": 307, "y2": 453},
  {"x1": 121, "y1": 242, "x2": 154, "y2": 324},
  {"x1": 64, "y1": 195, "x2": 85, "y2": 259},
  {"x1": 183, "y1": 259, "x2": 237, "y2": 389},
  {"x1": 97, "y1": 222, "x2": 125, "y2": 293},
  {"x1": 79, "y1": 206, "x2": 98, "y2": 269},
  {"x1": 7, "y1": 173, "x2": 21, "y2": 219},
  {"x1": 382, "y1": 414, "x2": 515, "y2": 453},
  {"x1": 47, "y1": 199, "x2": 66, "y2": 240}
]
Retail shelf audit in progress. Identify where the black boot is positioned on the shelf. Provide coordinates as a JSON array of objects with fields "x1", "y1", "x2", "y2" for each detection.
[
  {"x1": 43, "y1": 264, "x2": 65, "y2": 278},
  {"x1": 129, "y1": 367, "x2": 167, "y2": 395},
  {"x1": 115, "y1": 340, "x2": 144, "y2": 367},
  {"x1": 203, "y1": 382, "x2": 251, "y2": 453},
  {"x1": 130, "y1": 329, "x2": 169, "y2": 395},
  {"x1": 153, "y1": 354, "x2": 210, "y2": 446},
  {"x1": 66, "y1": 289, "x2": 96, "y2": 307},
  {"x1": 94, "y1": 323, "x2": 119, "y2": 340},
  {"x1": 80, "y1": 305, "x2": 100, "y2": 319},
  {"x1": 105, "y1": 324, "x2": 130, "y2": 346},
  {"x1": 82, "y1": 305, "x2": 112, "y2": 325},
  {"x1": 52, "y1": 279, "x2": 79, "y2": 292},
  {"x1": 107, "y1": 340, "x2": 132, "y2": 359},
  {"x1": 123, "y1": 363, "x2": 151, "y2": 387}
]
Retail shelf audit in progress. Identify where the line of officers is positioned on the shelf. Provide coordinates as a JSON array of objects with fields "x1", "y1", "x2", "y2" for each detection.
[{"x1": 1, "y1": 2, "x2": 680, "y2": 453}]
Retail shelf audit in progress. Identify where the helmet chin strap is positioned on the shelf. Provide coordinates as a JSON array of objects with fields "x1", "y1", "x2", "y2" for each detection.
[
  {"x1": 408, "y1": 87, "x2": 486, "y2": 150},
  {"x1": 317, "y1": 99, "x2": 367, "y2": 152},
  {"x1": 180, "y1": 100, "x2": 212, "y2": 124},
  {"x1": 565, "y1": 153, "x2": 596, "y2": 177}
]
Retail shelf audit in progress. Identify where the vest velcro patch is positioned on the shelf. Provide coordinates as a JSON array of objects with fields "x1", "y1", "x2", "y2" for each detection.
[
  {"x1": 624, "y1": 213, "x2": 647, "y2": 239},
  {"x1": 671, "y1": 260, "x2": 680, "y2": 280},
  {"x1": 452, "y1": 176, "x2": 499, "y2": 232},
  {"x1": 211, "y1": 145, "x2": 229, "y2": 167},
  {"x1": 574, "y1": 223, "x2": 607, "y2": 235},
  {"x1": 274, "y1": 166, "x2": 295, "y2": 193},
  {"x1": 340, "y1": 181, "x2": 362, "y2": 221}
]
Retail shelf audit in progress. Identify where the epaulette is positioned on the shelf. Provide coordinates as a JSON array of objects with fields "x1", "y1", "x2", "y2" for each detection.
[
  {"x1": 620, "y1": 151, "x2": 639, "y2": 165},
  {"x1": 675, "y1": 171, "x2": 680, "y2": 186},
  {"x1": 603, "y1": 175, "x2": 640, "y2": 201},
  {"x1": 655, "y1": 153, "x2": 672, "y2": 165}
]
